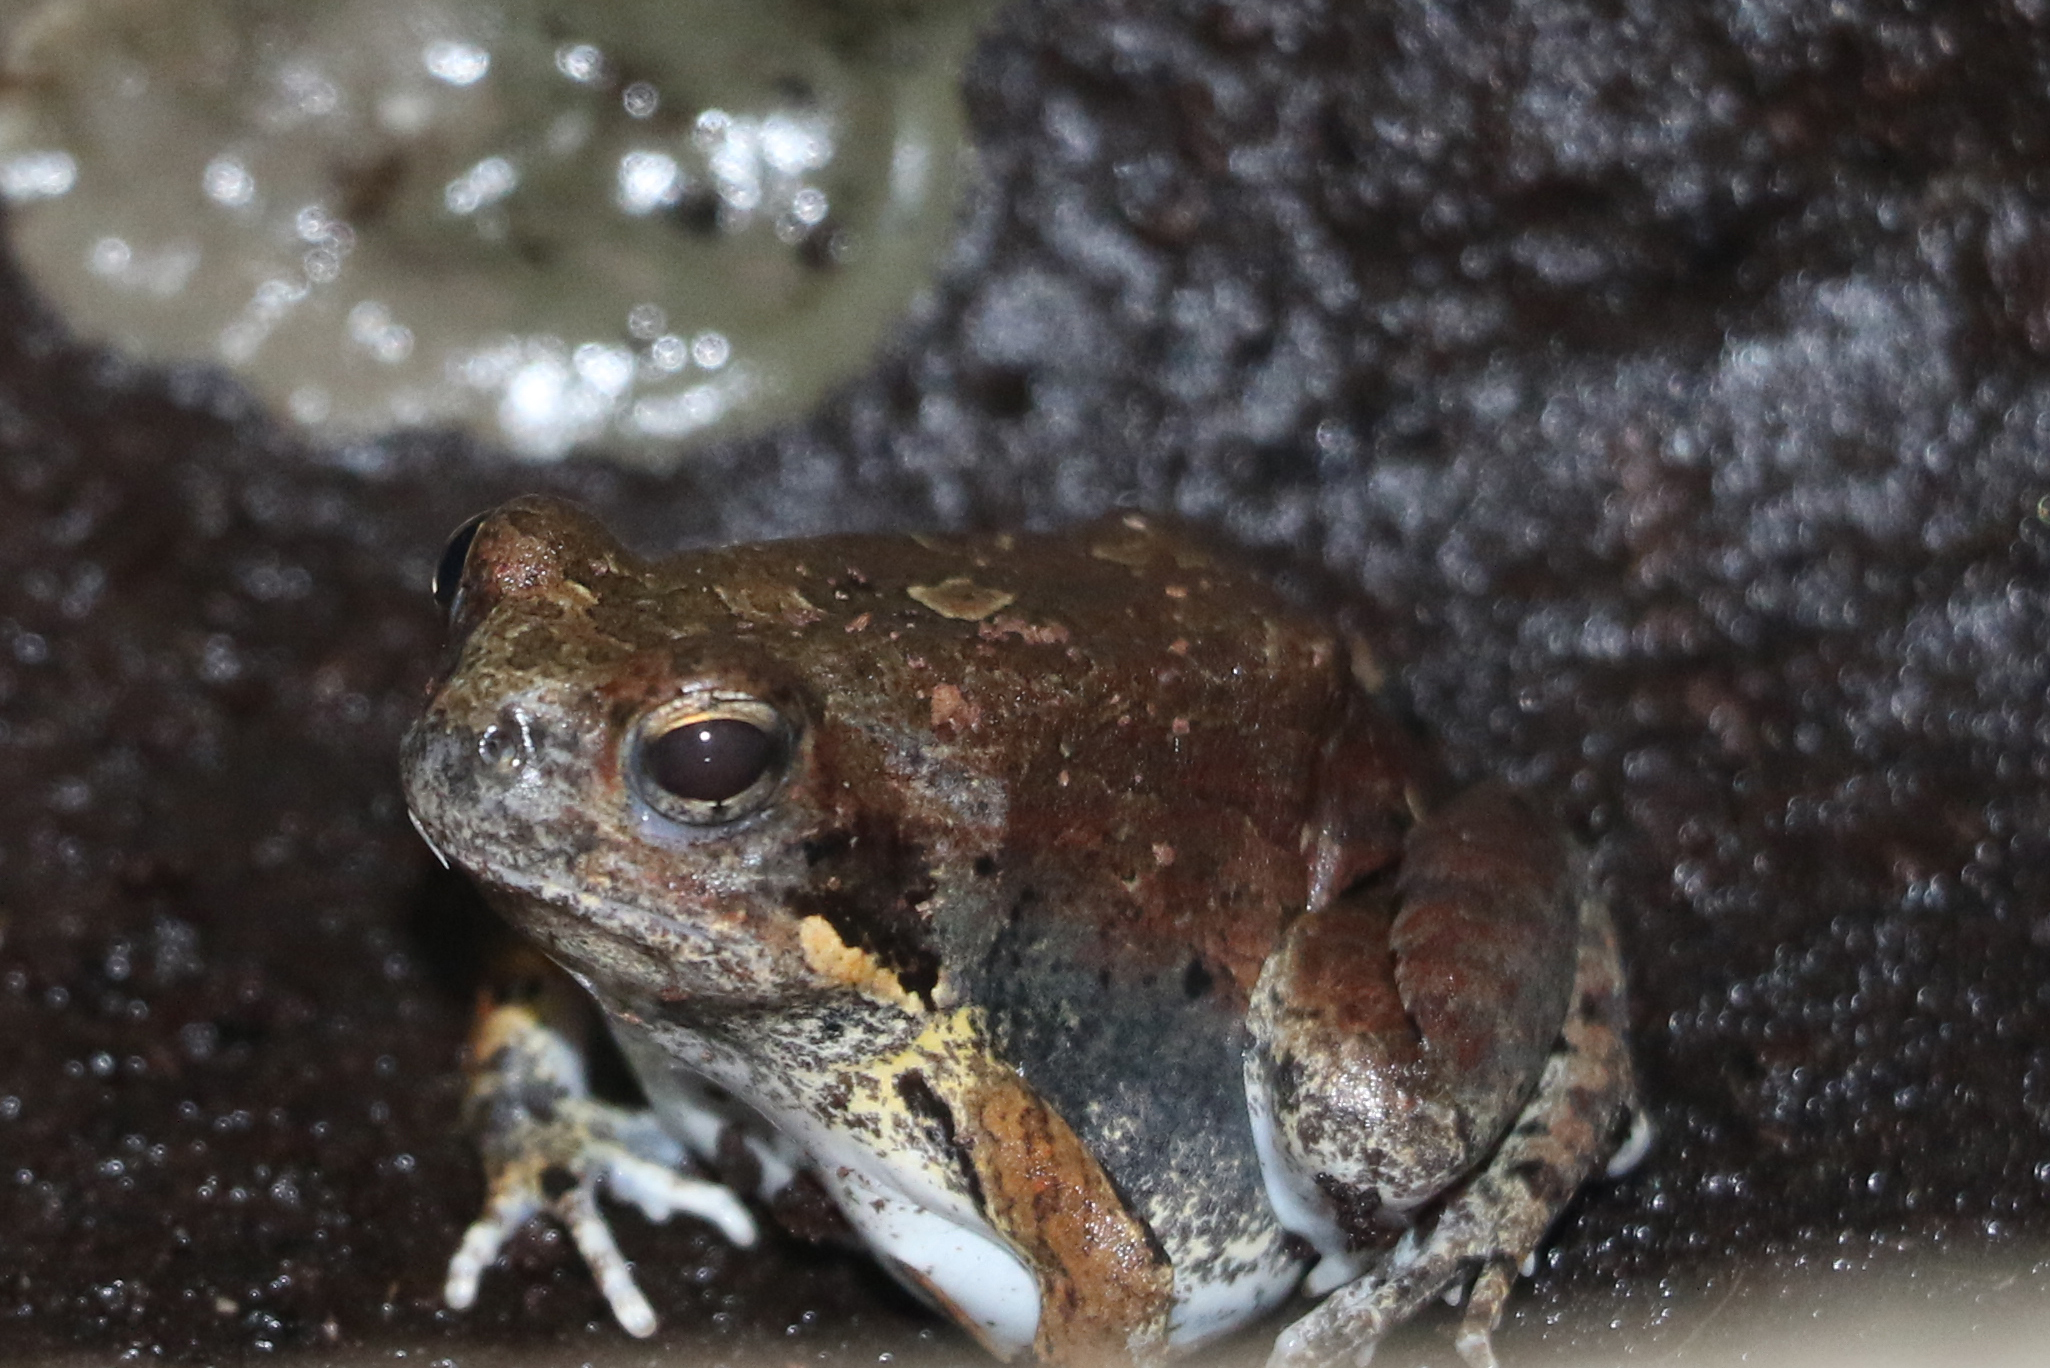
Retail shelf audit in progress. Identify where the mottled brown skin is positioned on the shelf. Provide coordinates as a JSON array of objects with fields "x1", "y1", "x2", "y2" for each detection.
[
  {"x1": 401, "y1": 496, "x2": 1638, "y2": 1367},
  {"x1": 1253, "y1": 784, "x2": 1580, "y2": 1212},
  {"x1": 413, "y1": 498, "x2": 1425, "y2": 1007}
]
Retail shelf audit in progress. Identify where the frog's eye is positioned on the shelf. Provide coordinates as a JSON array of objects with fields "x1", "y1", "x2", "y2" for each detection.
[
  {"x1": 432, "y1": 512, "x2": 489, "y2": 615},
  {"x1": 630, "y1": 699, "x2": 792, "y2": 825}
]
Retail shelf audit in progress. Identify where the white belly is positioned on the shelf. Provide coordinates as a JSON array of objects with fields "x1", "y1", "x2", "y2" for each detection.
[{"x1": 814, "y1": 1145, "x2": 1043, "y2": 1357}]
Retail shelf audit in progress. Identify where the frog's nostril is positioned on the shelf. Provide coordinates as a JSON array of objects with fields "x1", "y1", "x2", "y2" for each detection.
[
  {"x1": 478, "y1": 707, "x2": 541, "y2": 772},
  {"x1": 433, "y1": 512, "x2": 490, "y2": 616}
]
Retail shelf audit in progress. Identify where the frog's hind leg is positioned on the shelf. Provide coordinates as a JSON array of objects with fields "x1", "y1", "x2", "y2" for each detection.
[{"x1": 1265, "y1": 893, "x2": 1640, "y2": 1368}]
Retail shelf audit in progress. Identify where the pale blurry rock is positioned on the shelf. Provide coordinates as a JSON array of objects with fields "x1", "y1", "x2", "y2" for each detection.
[{"x1": 0, "y1": 0, "x2": 975, "y2": 462}]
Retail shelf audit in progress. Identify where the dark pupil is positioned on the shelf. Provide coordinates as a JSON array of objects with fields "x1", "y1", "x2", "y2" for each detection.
[
  {"x1": 433, "y1": 513, "x2": 487, "y2": 614},
  {"x1": 642, "y1": 718, "x2": 779, "y2": 805}
]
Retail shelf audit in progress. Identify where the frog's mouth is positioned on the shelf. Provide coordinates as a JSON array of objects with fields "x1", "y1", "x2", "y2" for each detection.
[
  {"x1": 472, "y1": 861, "x2": 773, "y2": 1007},
  {"x1": 407, "y1": 807, "x2": 454, "y2": 871}
]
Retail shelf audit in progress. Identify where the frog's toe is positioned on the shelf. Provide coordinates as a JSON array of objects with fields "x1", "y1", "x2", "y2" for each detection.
[
  {"x1": 444, "y1": 1146, "x2": 672, "y2": 1336},
  {"x1": 444, "y1": 1185, "x2": 541, "y2": 1311},
  {"x1": 1272, "y1": 1229, "x2": 1463, "y2": 1368},
  {"x1": 1266, "y1": 1315, "x2": 1338, "y2": 1368},
  {"x1": 1266, "y1": 1304, "x2": 1365, "y2": 1368},
  {"x1": 1278, "y1": 1213, "x2": 1537, "y2": 1368},
  {"x1": 1267, "y1": 1257, "x2": 1424, "y2": 1368},
  {"x1": 600, "y1": 1146, "x2": 758, "y2": 1245},
  {"x1": 1451, "y1": 1258, "x2": 1514, "y2": 1368},
  {"x1": 556, "y1": 1180, "x2": 660, "y2": 1337},
  {"x1": 450, "y1": 1096, "x2": 757, "y2": 1334}
]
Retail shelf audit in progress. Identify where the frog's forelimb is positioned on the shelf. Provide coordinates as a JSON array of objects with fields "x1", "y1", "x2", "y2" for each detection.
[{"x1": 445, "y1": 953, "x2": 758, "y2": 1335}]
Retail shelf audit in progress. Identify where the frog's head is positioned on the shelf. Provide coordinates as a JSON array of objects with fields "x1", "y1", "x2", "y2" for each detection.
[{"x1": 401, "y1": 496, "x2": 987, "y2": 1013}]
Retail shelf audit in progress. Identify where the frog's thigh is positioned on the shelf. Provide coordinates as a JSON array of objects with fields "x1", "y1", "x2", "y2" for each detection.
[
  {"x1": 1245, "y1": 783, "x2": 1581, "y2": 1259},
  {"x1": 1267, "y1": 895, "x2": 1636, "y2": 1368}
]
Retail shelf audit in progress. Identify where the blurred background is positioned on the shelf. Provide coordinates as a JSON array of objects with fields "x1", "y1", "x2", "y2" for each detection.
[{"x1": 0, "y1": 0, "x2": 2046, "y2": 1363}]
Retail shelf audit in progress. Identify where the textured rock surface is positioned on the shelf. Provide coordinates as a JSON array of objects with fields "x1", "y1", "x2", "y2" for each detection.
[{"x1": 1, "y1": 0, "x2": 2048, "y2": 1361}]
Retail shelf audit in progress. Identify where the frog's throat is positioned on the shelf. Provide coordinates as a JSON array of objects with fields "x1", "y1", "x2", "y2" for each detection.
[{"x1": 633, "y1": 996, "x2": 1180, "y2": 1365}]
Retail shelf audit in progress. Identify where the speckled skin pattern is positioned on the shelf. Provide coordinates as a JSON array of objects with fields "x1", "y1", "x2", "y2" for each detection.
[{"x1": 401, "y1": 496, "x2": 1636, "y2": 1365}]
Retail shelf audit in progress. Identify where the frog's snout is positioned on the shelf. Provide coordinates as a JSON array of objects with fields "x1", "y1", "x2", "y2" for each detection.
[
  {"x1": 398, "y1": 712, "x2": 485, "y2": 852},
  {"x1": 400, "y1": 698, "x2": 590, "y2": 882}
]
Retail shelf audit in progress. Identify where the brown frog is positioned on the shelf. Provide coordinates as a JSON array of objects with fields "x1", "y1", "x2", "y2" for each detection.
[{"x1": 400, "y1": 496, "x2": 1647, "y2": 1367}]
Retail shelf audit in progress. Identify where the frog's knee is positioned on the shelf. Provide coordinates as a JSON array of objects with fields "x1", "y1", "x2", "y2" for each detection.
[
  {"x1": 1244, "y1": 1034, "x2": 1471, "y2": 1275},
  {"x1": 1244, "y1": 899, "x2": 1505, "y2": 1233}
]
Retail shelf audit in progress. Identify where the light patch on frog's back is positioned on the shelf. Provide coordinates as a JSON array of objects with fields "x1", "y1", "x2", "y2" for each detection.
[
  {"x1": 977, "y1": 612, "x2": 1071, "y2": 646},
  {"x1": 907, "y1": 576, "x2": 1015, "y2": 622},
  {"x1": 714, "y1": 580, "x2": 825, "y2": 627}
]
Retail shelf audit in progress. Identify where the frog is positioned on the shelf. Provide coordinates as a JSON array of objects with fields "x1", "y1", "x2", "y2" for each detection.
[{"x1": 399, "y1": 495, "x2": 1648, "y2": 1368}]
